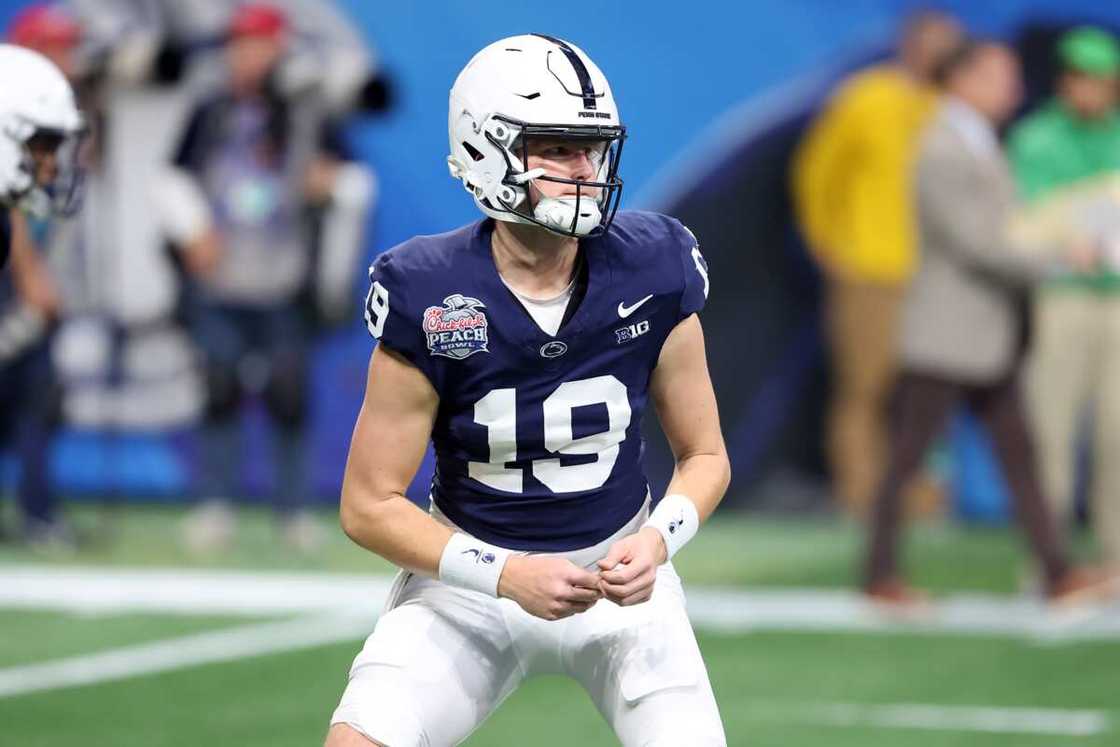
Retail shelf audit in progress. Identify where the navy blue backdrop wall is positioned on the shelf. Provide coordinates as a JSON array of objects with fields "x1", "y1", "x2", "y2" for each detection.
[{"x1": 2, "y1": 0, "x2": 1119, "y2": 511}]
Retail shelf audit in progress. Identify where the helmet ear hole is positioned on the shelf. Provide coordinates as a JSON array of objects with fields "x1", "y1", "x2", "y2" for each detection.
[
  {"x1": 462, "y1": 141, "x2": 486, "y2": 162},
  {"x1": 497, "y1": 185, "x2": 516, "y2": 204}
]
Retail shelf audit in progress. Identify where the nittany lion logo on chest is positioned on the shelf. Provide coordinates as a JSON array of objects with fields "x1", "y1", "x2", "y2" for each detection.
[{"x1": 423, "y1": 294, "x2": 489, "y2": 359}]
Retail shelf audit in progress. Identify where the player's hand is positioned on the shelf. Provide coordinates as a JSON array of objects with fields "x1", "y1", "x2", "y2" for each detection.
[
  {"x1": 304, "y1": 156, "x2": 340, "y2": 205},
  {"x1": 596, "y1": 527, "x2": 667, "y2": 606},
  {"x1": 497, "y1": 554, "x2": 603, "y2": 621},
  {"x1": 182, "y1": 229, "x2": 221, "y2": 278}
]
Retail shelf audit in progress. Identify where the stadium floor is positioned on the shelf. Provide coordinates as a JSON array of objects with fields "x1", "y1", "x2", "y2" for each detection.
[{"x1": 1, "y1": 505, "x2": 1116, "y2": 746}]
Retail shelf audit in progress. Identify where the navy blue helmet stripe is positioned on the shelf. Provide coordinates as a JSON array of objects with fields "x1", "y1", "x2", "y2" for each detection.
[{"x1": 533, "y1": 33, "x2": 597, "y2": 109}]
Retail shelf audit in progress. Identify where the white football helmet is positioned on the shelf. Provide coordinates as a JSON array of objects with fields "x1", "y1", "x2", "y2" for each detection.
[
  {"x1": 447, "y1": 34, "x2": 625, "y2": 237},
  {"x1": 0, "y1": 44, "x2": 85, "y2": 217}
]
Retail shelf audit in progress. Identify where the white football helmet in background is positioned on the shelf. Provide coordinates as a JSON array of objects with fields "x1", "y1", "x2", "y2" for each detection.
[
  {"x1": 0, "y1": 43, "x2": 85, "y2": 217},
  {"x1": 447, "y1": 33, "x2": 626, "y2": 237}
]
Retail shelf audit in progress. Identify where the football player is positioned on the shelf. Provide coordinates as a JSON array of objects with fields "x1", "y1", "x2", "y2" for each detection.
[
  {"x1": 0, "y1": 42, "x2": 84, "y2": 266},
  {"x1": 327, "y1": 34, "x2": 728, "y2": 746},
  {"x1": 0, "y1": 42, "x2": 85, "y2": 546}
]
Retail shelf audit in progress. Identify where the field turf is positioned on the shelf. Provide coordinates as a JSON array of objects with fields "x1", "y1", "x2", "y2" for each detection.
[{"x1": 1, "y1": 505, "x2": 1114, "y2": 746}]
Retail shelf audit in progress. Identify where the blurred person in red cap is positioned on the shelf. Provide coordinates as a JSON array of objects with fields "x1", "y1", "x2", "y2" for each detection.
[
  {"x1": 6, "y1": 2, "x2": 81, "y2": 80},
  {"x1": 229, "y1": 2, "x2": 286, "y2": 38},
  {"x1": 226, "y1": 3, "x2": 288, "y2": 95},
  {"x1": 158, "y1": 1, "x2": 375, "y2": 554}
]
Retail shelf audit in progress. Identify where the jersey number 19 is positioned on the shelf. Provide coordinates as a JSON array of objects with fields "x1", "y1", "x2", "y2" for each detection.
[{"x1": 470, "y1": 375, "x2": 631, "y2": 494}]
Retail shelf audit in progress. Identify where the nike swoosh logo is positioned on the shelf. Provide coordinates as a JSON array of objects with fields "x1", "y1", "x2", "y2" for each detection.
[{"x1": 617, "y1": 294, "x2": 653, "y2": 318}]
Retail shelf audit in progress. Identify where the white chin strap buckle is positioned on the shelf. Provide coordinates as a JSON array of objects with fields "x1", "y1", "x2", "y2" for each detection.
[
  {"x1": 534, "y1": 195, "x2": 602, "y2": 236},
  {"x1": 509, "y1": 167, "x2": 546, "y2": 184}
]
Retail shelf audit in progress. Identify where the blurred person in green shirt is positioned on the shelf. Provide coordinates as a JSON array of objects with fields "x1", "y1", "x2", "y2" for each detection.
[{"x1": 1009, "y1": 26, "x2": 1120, "y2": 573}]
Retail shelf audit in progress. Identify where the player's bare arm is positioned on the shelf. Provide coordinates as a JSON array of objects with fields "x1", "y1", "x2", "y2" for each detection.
[
  {"x1": 598, "y1": 313, "x2": 729, "y2": 605},
  {"x1": 340, "y1": 343, "x2": 602, "y2": 621},
  {"x1": 7, "y1": 206, "x2": 59, "y2": 316},
  {"x1": 649, "y1": 314, "x2": 731, "y2": 522},
  {"x1": 338, "y1": 344, "x2": 450, "y2": 574}
]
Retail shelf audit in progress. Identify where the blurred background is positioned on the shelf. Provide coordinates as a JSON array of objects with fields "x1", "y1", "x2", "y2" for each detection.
[{"x1": 2, "y1": 1, "x2": 1120, "y2": 745}]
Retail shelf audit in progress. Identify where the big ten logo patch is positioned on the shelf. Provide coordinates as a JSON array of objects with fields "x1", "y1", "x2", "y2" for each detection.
[{"x1": 615, "y1": 319, "x2": 650, "y2": 344}]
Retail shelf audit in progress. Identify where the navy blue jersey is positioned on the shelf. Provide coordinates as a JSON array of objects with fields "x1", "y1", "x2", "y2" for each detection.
[{"x1": 364, "y1": 211, "x2": 709, "y2": 551}]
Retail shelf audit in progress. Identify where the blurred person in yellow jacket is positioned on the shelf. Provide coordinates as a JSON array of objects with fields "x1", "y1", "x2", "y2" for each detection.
[{"x1": 793, "y1": 10, "x2": 961, "y2": 517}]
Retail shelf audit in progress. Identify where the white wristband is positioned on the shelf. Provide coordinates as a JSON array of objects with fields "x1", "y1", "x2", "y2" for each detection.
[
  {"x1": 438, "y1": 532, "x2": 513, "y2": 597},
  {"x1": 643, "y1": 493, "x2": 700, "y2": 562}
]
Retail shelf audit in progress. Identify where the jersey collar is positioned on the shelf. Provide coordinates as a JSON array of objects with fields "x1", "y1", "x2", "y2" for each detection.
[{"x1": 471, "y1": 219, "x2": 612, "y2": 357}]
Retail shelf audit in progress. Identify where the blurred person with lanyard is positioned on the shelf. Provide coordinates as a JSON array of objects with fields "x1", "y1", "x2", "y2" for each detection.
[
  {"x1": 8, "y1": 1, "x2": 211, "y2": 493},
  {"x1": 792, "y1": 10, "x2": 962, "y2": 518},
  {"x1": 21, "y1": 0, "x2": 385, "y2": 498},
  {"x1": 863, "y1": 39, "x2": 1114, "y2": 607},
  {"x1": 158, "y1": 3, "x2": 374, "y2": 553},
  {"x1": 0, "y1": 33, "x2": 85, "y2": 549},
  {"x1": 1008, "y1": 27, "x2": 1120, "y2": 576}
]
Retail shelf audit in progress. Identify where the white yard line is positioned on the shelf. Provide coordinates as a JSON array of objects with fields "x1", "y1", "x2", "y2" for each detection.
[
  {"x1": 0, "y1": 565, "x2": 1116, "y2": 738},
  {"x1": 0, "y1": 613, "x2": 372, "y2": 699},
  {"x1": 750, "y1": 701, "x2": 1111, "y2": 737},
  {"x1": 2, "y1": 565, "x2": 1118, "y2": 641},
  {"x1": 0, "y1": 565, "x2": 391, "y2": 617},
  {"x1": 684, "y1": 587, "x2": 1120, "y2": 642}
]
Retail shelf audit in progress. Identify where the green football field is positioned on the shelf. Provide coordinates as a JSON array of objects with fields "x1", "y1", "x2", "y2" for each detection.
[{"x1": 1, "y1": 505, "x2": 1117, "y2": 746}]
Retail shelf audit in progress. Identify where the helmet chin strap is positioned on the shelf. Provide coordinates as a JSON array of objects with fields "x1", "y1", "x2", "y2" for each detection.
[
  {"x1": 533, "y1": 195, "x2": 602, "y2": 237},
  {"x1": 510, "y1": 172, "x2": 602, "y2": 237},
  {"x1": 508, "y1": 167, "x2": 546, "y2": 184}
]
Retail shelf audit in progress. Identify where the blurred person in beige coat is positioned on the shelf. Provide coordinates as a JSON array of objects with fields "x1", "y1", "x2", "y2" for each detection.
[{"x1": 864, "y1": 40, "x2": 1114, "y2": 607}]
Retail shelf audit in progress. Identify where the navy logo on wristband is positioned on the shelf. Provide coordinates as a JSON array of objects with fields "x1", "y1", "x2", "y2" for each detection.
[
  {"x1": 462, "y1": 547, "x2": 497, "y2": 564},
  {"x1": 668, "y1": 512, "x2": 686, "y2": 534}
]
